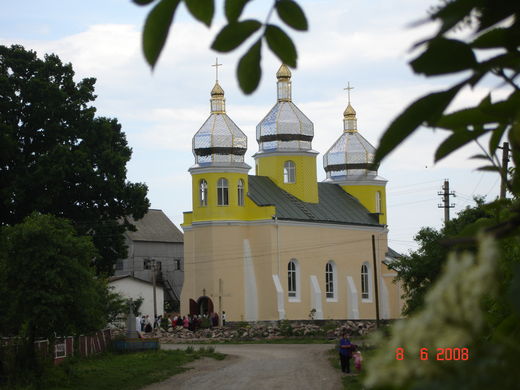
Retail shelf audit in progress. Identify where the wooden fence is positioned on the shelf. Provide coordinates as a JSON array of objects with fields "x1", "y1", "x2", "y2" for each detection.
[{"x1": 2, "y1": 329, "x2": 112, "y2": 365}]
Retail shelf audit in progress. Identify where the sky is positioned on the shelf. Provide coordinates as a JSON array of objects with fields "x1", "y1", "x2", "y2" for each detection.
[{"x1": 1, "y1": 0, "x2": 510, "y2": 254}]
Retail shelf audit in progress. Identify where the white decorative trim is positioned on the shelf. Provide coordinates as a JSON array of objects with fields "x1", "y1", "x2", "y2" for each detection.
[
  {"x1": 324, "y1": 177, "x2": 388, "y2": 186},
  {"x1": 380, "y1": 276, "x2": 390, "y2": 319},
  {"x1": 382, "y1": 273, "x2": 397, "y2": 277},
  {"x1": 184, "y1": 218, "x2": 388, "y2": 232},
  {"x1": 309, "y1": 275, "x2": 323, "y2": 320},
  {"x1": 243, "y1": 239, "x2": 258, "y2": 321},
  {"x1": 272, "y1": 275, "x2": 285, "y2": 320},
  {"x1": 252, "y1": 149, "x2": 319, "y2": 159},
  {"x1": 189, "y1": 163, "x2": 251, "y2": 174},
  {"x1": 346, "y1": 276, "x2": 360, "y2": 319}
]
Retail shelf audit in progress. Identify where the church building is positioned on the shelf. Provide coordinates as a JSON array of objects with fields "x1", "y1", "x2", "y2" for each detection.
[{"x1": 181, "y1": 64, "x2": 402, "y2": 321}]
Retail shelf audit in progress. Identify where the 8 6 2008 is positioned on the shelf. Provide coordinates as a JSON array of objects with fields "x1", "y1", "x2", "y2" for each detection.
[{"x1": 395, "y1": 347, "x2": 469, "y2": 360}]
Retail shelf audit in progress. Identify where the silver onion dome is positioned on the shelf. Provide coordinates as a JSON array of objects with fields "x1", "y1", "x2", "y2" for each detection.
[
  {"x1": 323, "y1": 103, "x2": 378, "y2": 179},
  {"x1": 256, "y1": 64, "x2": 314, "y2": 152},
  {"x1": 193, "y1": 82, "x2": 247, "y2": 165}
]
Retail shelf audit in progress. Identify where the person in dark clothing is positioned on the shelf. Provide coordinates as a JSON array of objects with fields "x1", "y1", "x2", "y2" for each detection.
[{"x1": 339, "y1": 329, "x2": 353, "y2": 373}]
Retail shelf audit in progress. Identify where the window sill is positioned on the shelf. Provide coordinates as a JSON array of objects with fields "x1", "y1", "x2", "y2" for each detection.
[
  {"x1": 361, "y1": 298, "x2": 373, "y2": 303},
  {"x1": 288, "y1": 298, "x2": 301, "y2": 303},
  {"x1": 326, "y1": 298, "x2": 338, "y2": 303}
]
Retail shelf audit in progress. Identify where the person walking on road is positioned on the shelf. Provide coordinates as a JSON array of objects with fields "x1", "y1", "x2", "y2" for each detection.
[{"x1": 338, "y1": 329, "x2": 354, "y2": 374}]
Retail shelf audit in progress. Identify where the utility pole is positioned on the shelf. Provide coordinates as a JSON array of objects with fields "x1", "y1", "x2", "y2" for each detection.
[
  {"x1": 438, "y1": 179, "x2": 455, "y2": 224},
  {"x1": 151, "y1": 258, "x2": 157, "y2": 323},
  {"x1": 371, "y1": 235, "x2": 380, "y2": 329},
  {"x1": 218, "y1": 278, "x2": 223, "y2": 327},
  {"x1": 499, "y1": 141, "x2": 510, "y2": 199}
]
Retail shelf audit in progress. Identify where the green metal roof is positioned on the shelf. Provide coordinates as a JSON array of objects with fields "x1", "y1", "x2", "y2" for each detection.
[{"x1": 248, "y1": 175, "x2": 381, "y2": 227}]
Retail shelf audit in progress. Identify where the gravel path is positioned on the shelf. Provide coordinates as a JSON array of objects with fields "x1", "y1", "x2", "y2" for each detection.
[{"x1": 141, "y1": 344, "x2": 343, "y2": 390}]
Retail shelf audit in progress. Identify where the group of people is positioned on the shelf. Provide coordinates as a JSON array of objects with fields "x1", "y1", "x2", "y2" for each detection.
[
  {"x1": 338, "y1": 329, "x2": 363, "y2": 374},
  {"x1": 134, "y1": 311, "x2": 227, "y2": 336}
]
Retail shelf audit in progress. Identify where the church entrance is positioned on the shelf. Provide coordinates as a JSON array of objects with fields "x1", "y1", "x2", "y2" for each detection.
[{"x1": 194, "y1": 296, "x2": 213, "y2": 315}]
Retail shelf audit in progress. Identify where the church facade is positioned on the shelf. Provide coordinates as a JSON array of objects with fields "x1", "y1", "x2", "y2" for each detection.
[{"x1": 181, "y1": 65, "x2": 402, "y2": 321}]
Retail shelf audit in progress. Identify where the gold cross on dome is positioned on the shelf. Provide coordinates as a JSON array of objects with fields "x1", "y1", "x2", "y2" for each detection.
[
  {"x1": 212, "y1": 58, "x2": 222, "y2": 82},
  {"x1": 344, "y1": 82, "x2": 354, "y2": 104}
]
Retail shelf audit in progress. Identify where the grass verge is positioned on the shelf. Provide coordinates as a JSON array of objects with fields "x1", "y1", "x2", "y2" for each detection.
[
  {"x1": 328, "y1": 347, "x2": 375, "y2": 390},
  {"x1": 6, "y1": 347, "x2": 225, "y2": 390}
]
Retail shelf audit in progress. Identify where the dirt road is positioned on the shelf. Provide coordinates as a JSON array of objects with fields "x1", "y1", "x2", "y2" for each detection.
[{"x1": 141, "y1": 343, "x2": 343, "y2": 390}]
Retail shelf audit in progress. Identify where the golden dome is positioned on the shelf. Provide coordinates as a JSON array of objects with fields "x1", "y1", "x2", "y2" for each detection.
[
  {"x1": 276, "y1": 64, "x2": 292, "y2": 80},
  {"x1": 211, "y1": 82, "x2": 224, "y2": 97},
  {"x1": 343, "y1": 103, "x2": 356, "y2": 118}
]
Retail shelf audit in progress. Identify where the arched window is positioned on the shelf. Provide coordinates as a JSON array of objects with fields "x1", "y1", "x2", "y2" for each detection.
[
  {"x1": 199, "y1": 179, "x2": 208, "y2": 207},
  {"x1": 288, "y1": 259, "x2": 299, "y2": 300},
  {"x1": 284, "y1": 160, "x2": 296, "y2": 183},
  {"x1": 288, "y1": 261, "x2": 296, "y2": 297},
  {"x1": 237, "y1": 179, "x2": 245, "y2": 206},
  {"x1": 375, "y1": 191, "x2": 382, "y2": 213},
  {"x1": 217, "y1": 178, "x2": 228, "y2": 206},
  {"x1": 325, "y1": 261, "x2": 336, "y2": 300},
  {"x1": 361, "y1": 263, "x2": 370, "y2": 300}
]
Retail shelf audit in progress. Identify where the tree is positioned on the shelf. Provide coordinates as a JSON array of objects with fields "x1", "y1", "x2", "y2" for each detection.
[
  {"x1": 0, "y1": 213, "x2": 110, "y2": 338},
  {"x1": 0, "y1": 45, "x2": 150, "y2": 275},
  {"x1": 132, "y1": 0, "x2": 308, "y2": 93},
  {"x1": 363, "y1": 1, "x2": 520, "y2": 388},
  {"x1": 394, "y1": 198, "x2": 492, "y2": 315}
]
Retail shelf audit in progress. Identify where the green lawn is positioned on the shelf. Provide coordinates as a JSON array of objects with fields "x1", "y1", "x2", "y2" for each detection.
[{"x1": 8, "y1": 348, "x2": 225, "y2": 390}]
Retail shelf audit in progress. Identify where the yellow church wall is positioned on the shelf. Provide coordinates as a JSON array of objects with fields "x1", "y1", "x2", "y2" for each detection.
[
  {"x1": 181, "y1": 220, "x2": 401, "y2": 321},
  {"x1": 256, "y1": 154, "x2": 318, "y2": 203},
  {"x1": 187, "y1": 172, "x2": 275, "y2": 224},
  {"x1": 342, "y1": 184, "x2": 387, "y2": 225},
  {"x1": 276, "y1": 224, "x2": 391, "y2": 320},
  {"x1": 181, "y1": 223, "x2": 280, "y2": 321}
]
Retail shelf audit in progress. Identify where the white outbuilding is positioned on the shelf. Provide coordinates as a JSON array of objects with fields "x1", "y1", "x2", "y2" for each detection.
[{"x1": 108, "y1": 275, "x2": 164, "y2": 319}]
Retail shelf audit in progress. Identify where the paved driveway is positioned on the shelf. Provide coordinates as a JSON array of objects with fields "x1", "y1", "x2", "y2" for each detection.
[{"x1": 141, "y1": 343, "x2": 342, "y2": 390}]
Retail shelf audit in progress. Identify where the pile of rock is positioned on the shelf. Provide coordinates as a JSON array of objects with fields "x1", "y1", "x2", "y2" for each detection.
[{"x1": 146, "y1": 320, "x2": 380, "y2": 343}]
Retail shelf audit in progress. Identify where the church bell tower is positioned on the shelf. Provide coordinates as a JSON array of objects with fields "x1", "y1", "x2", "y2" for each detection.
[{"x1": 323, "y1": 84, "x2": 388, "y2": 224}]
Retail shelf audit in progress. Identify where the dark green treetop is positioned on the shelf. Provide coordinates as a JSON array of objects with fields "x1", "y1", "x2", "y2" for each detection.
[{"x1": 0, "y1": 44, "x2": 150, "y2": 275}]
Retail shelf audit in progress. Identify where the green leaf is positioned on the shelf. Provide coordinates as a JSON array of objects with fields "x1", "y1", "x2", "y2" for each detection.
[
  {"x1": 469, "y1": 154, "x2": 490, "y2": 160},
  {"x1": 411, "y1": 38, "x2": 477, "y2": 76},
  {"x1": 237, "y1": 39, "x2": 262, "y2": 94},
  {"x1": 375, "y1": 84, "x2": 463, "y2": 163},
  {"x1": 435, "y1": 128, "x2": 486, "y2": 162},
  {"x1": 225, "y1": 0, "x2": 249, "y2": 22},
  {"x1": 477, "y1": 165, "x2": 501, "y2": 172},
  {"x1": 431, "y1": 0, "x2": 474, "y2": 36},
  {"x1": 276, "y1": 0, "x2": 308, "y2": 31},
  {"x1": 264, "y1": 25, "x2": 297, "y2": 67},
  {"x1": 184, "y1": 0, "x2": 214, "y2": 27},
  {"x1": 489, "y1": 124, "x2": 507, "y2": 156},
  {"x1": 211, "y1": 20, "x2": 262, "y2": 53},
  {"x1": 143, "y1": 0, "x2": 181, "y2": 69},
  {"x1": 472, "y1": 27, "x2": 510, "y2": 49},
  {"x1": 133, "y1": 0, "x2": 156, "y2": 5}
]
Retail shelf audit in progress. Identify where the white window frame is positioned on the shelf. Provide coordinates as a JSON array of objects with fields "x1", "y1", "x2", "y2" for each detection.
[
  {"x1": 237, "y1": 179, "x2": 245, "y2": 206},
  {"x1": 199, "y1": 179, "x2": 208, "y2": 207},
  {"x1": 217, "y1": 178, "x2": 229, "y2": 206},
  {"x1": 283, "y1": 161, "x2": 296, "y2": 183},
  {"x1": 361, "y1": 262, "x2": 372, "y2": 302},
  {"x1": 325, "y1": 261, "x2": 338, "y2": 302},
  {"x1": 288, "y1": 259, "x2": 300, "y2": 302}
]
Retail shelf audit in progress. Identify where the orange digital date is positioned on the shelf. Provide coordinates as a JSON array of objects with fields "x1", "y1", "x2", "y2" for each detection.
[{"x1": 395, "y1": 347, "x2": 469, "y2": 360}]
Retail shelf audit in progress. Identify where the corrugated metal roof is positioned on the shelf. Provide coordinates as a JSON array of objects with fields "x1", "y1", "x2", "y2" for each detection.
[
  {"x1": 126, "y1": 209, "x2": 183, "y2": 243},
  {"x1": 386, "y1": 247, "x2": 402, "y2": 259},
  {"x1": 248, "y1": 176, "x2": 380, "y2": 227}
]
